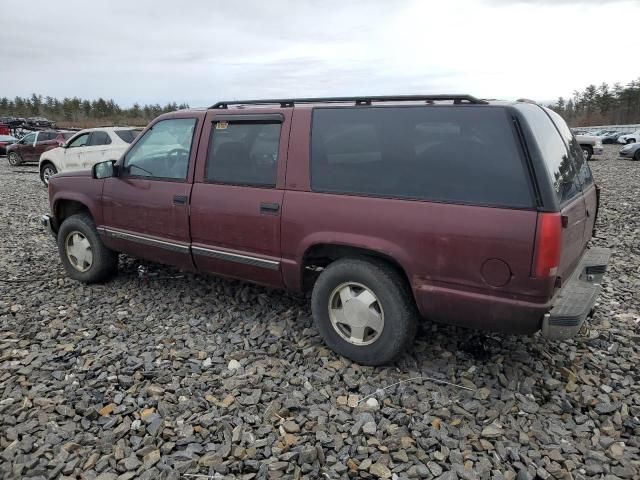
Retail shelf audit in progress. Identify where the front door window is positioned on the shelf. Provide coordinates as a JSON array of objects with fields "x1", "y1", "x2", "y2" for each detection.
[{"x1": 122, "y1": 118, "x2": 196, "y2": 181}]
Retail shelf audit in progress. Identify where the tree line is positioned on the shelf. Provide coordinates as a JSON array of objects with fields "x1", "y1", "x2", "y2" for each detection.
[
  {"x1": 0, "y1": 94, "x2": 190, "y2": 128},
  {"x1": 548, "y1": 77, "x2": 640, "y2": 127}
]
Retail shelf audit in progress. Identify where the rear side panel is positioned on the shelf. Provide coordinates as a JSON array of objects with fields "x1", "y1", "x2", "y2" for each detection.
[{"x1": 283, "y1": 105, "x2": 544, "y2": 333}]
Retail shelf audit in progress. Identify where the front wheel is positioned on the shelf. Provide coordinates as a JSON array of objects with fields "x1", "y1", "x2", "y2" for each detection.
[
  {"x1": 311, "y1": 257, "x2": 418, "y2": 365},
  {"x1": 634, "y1": 150, "x2": 640, "y2": 161},
  {"x1": 8, "y1": 152, "x2": 22, "y2": 166},
  {"x1": 57, "y1": 213, "x2": 118, "y2": 283},
  {"x1": 581, "y1": 146, "x2": 593, "y2": 161},
  {"x1": 40, "y1": 163, "x2": 57, "y2": 186}
]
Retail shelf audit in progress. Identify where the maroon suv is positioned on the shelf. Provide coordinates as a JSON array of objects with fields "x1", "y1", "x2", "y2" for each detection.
[
  {"x1": 42, "y1": 95, "x2": 610, "y2": 365},
  {"x1": 7, "y1": 130, "x2": 74, "y2": 165}
]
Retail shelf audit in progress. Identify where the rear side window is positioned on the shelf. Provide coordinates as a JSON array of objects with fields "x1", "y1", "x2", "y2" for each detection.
[
  {"x1": 310, "y1": 106, "x2": 533, "y2": 207},
  {"x1": 545, "y1": 108, "x2": 593, "y2": 188},
  {"x1": 88, "y1": 131, "x2": 112, "y2": 146},
  {"x1": 521, "y1": 105, "x2": 582, "y2": 204},
  {"x1": 206, "y1": 122, "x2": 280, "y2": 187},
  {"x1": 115, "y1": 129, "x2": 142, "y2": 143}
]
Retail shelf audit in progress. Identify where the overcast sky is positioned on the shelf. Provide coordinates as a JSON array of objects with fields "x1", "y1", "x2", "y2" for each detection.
[{"x1": 1, "y1": 0, "x2": 639, "y2": 107}]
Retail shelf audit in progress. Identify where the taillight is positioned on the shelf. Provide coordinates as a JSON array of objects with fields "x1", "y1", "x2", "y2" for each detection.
[{"x1": 533, "y1": 212, "x2": 562, "y2": 278}]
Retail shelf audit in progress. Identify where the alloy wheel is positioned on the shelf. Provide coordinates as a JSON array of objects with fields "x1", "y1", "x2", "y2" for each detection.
[
  {"x1": 328, "y1": 282, "x2": 384, "y2": 345},
  {"x1": 65, "y1": 231, "x2": 93, "y2": 272}
]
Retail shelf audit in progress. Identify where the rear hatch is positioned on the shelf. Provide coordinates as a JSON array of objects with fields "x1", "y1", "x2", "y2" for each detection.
[{"x1": 521, "y1": 105, "x2": 592, "y2": 285}]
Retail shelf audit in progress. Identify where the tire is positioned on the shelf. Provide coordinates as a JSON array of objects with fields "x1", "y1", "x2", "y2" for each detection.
[
  {"x1": 8, "y1": 152, "x2": 22, "y2": 166},
  {"x1": 581, "y1": 145, "x2": 593, "y2": 161},
  {"x1": 311, "y1": 257, "x2": 418, "y2": 365},
  {"x1": 40, "y1": 162, "x2": 57, "y2": 186},
  {"x1": 57, "y1": 213, "x2": 118, "y2": 283},
  {"x1": 626, "y1": 138, "x2": 635, "y2": 144},
  {"x1": 634, "y1": 150, "x2": 640, "y2": 161}
]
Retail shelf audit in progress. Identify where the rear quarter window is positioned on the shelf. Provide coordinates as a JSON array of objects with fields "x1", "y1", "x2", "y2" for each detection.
[
  {"x1": 310, "y1": 106, "x2": 533, "y2": 208},
  {"x1": 519, "y1": 104, "x2": 582, "y2": 204}
]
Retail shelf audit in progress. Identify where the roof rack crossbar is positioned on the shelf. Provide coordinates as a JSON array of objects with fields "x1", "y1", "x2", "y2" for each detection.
[{"x1": 210, "y1": 94, "x2": 488, "y2": 109}]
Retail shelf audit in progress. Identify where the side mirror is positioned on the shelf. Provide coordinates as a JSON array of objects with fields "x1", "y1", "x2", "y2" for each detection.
[{"x1": 92, "y1": 160, "x2": 118, "y2": 179}]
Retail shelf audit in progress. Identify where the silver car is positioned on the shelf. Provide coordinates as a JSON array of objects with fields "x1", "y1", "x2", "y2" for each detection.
[{"x1": 619, "y1": 142, "x2": 640, "y2": 161}]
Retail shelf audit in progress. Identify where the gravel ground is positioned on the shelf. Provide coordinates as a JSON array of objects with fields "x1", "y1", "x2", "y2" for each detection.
[{"x1": 1, "y1": 145, "x2": 639, "y2": 480}]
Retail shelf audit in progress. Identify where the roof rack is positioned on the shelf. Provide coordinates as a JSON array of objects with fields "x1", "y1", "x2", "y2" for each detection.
[{"x1": 210, "y1": 94, "x2": 488, "y2": 109}]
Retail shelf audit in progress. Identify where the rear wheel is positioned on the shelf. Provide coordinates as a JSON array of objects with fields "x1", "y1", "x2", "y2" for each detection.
[
  {"x1": 311, "y1": 257, "x2": 418, "y2": 365},
  {"x1": 581, "y1": 145, "x2": 593, "y2": 161},
  {"x1": 8, "y1": 152, "x2": 22, "y2": 166},
  {"x1": 57, "y1": 213, "x2": 118, "y2": 283},
  {"x1": 40, "y1": 163, "x2": 57, "y2": 186}
]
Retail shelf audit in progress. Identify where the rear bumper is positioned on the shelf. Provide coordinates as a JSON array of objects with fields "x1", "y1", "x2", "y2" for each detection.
[
  {"x1": 41, "y1": 214, "x2": 58, "y2": 236},
  {"x1": 541, "y1": 246, "x2": 610, "y2": 340},
  {"x1": 413, "y1": 247, "x2": 610, "y2": 337}
]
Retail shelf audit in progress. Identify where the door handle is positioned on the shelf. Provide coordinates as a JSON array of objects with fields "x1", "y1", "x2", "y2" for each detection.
[
  {"x1": 260, "y1": 202, "x2": 280, "y2": 215},
  {"x1": 173, "y1": 195, "x2": 188, "y2": 205}
]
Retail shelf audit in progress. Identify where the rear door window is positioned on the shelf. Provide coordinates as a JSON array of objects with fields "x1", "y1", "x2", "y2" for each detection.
[
  {"x1": 310, "y1": 106, "x2": 533, "y2": 208},
  {"x1": 519, "y1": 105, "x2": 582, "y2": 204},
  {"x1": 206, "y1": 121, "x2": 281, "y2": 187},
  {"x1": 87, "y1": 131, "x2": 112, "y2": 146}
]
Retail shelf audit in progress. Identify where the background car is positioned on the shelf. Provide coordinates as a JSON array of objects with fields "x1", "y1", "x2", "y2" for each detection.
[
  {"x1": 6, "y1": 130, "x2": 74, "y2": 166},
  {"x1": 0, "y1": 134, "x2": 18, "y2": 155},
  {"x1": 26, "y1": 117, "x2": 54, "y2": 128},
  {"x1": 618, "y1": 142, "x2": 640, "y2": 160},
  {"x1": 617, "y1": 130, "x2": 640, "y2": 144},
  {"x1": 601, "y1": 131, "x2": 622, "y2": 144},
  {"x1": 39, "y1": 126, "x2": 143, "y2": 185}
]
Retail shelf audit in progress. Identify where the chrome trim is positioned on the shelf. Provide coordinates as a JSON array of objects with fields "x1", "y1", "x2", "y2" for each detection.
[
  {"x1": 98, "y1": 227, "x2": 190, "y2": 254},
  {"x1": 192, "y1": 246, "x2": 280, "y2": 270},
  {"x1": 41, "y1": 214, "x2": 56, "y2": 236}
]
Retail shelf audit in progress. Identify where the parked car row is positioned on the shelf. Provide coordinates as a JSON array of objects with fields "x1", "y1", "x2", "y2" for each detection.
[
  {"x1": 3, "y1": 126, "x2": 143, "y2": 185},
  {"x1": 0, "y1": 115, "x2": 54, "y2": 129}
]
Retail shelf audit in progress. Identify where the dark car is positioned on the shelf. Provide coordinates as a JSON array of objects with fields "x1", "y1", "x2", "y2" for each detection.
[
  {"x1": 26, "y1": 116, "x2": 54, "y2": 128},
  {"x1": 601, "y1": 131, "x2": 622, "y2": 144},
  {"x1": 6, "y1": 130, "x2": 74, "y2": 165},
  {"x1": 42, "y1": 95, "x2": 610, "y2": 365},
  {"x1": 0, "y1": 134, "x2": 18, "y2": 155}
]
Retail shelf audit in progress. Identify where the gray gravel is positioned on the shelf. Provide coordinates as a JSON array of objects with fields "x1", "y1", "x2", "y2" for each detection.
[{"x1": 1, "y1": 145, "x2": 639, "y2": 480}]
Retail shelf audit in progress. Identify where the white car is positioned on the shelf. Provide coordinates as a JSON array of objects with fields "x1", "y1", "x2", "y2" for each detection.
[
  {"x1": 38, "y1": 126, "x2": 143, "y2": 185},
  {"x1": 617, "y1": 131, "x2": 640, "y2": 144}
]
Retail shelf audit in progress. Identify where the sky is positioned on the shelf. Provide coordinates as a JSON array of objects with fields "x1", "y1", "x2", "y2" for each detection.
[{"x1": 1, "y1": 0, "x2": 639, "y2": 108}]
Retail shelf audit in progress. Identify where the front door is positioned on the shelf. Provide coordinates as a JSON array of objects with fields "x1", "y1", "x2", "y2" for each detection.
[
  {"x1": 62, "y1": 131, "x2": 91, "y2": 171},
  {"x1": 100, "y1": 116, "x2": 199, "y2": 270},
  {"x1": 19, "y1": 132, "x2": 37, "y2": 161},
  {"x1": 190, "y1": 110, "x2": 290, "y2": 287}
]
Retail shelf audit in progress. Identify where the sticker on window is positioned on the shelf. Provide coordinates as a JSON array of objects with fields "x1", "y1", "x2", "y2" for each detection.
[{"x1": 215, "y1": 121, "x2": 228, "y2": 130}]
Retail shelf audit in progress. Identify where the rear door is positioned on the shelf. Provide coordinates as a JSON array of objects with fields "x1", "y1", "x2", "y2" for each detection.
[
  {"x1": 34, "y1": 132, "x2": 57, "y2": 158},
  {"x1": 190, "y1": 110, "x2": 290, "y2": 288},
  {"x1": 81, "y1": 130, "x2": 112, "y2": 168}
]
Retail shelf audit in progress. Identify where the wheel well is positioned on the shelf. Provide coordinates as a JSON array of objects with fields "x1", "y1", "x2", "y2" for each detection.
[
  {"x1": 54, "y1": 200, "x2": 91, "y2": 224},
  {"x1": 301, "y1": 244, "x2": 412, "y2": 293},
  {"x1": 580, "y1": 144, "x2": 593, "y2": 152}
]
